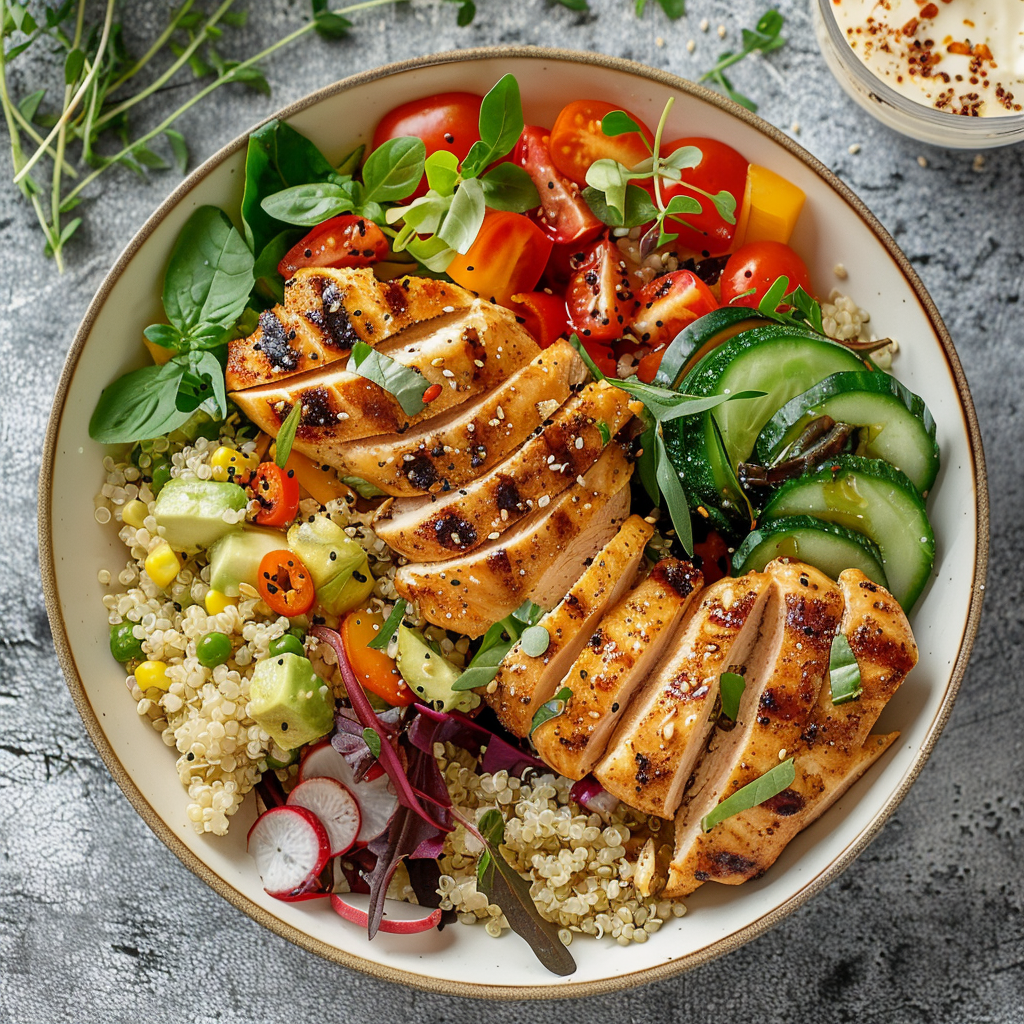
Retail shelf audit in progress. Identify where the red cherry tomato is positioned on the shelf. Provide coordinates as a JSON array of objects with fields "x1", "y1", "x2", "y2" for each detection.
[
  {"x1": 565, "y1": 239, "x2": 638, "y2": 343},
  {"x1": 251, "y1": 463, "x2": 300, "y2": 528},
  {"x1": 371, "y1": 91, "x2": 482, "y2": 198},
  {"x1": 278, "y1": 216, "x2": 388, "y2": 278},
  {"x1": 257, "y1": 550, "x2": 315, "y2": 617},
  {"x1": 631, "y1": 271, "x2": 718, "y2": 352},
  {"x1": 447, "y1": 211, "x2": 553, "y2": 307},
  {"x1": 719, "y1": 241, "x2": 813, "y2": 309},
  {"x1": 548, "y1": 100, "x2": 655, "y2": 186},
  {"x1": 654, "y1": 138, "x2": 749, "y2": 256},
  {"x1": 693, "y1": 531, "x2": 731, "y2": 585},
  {"x1": 509, "y1": 290, "x2": 573, "y2": 348},
  {"x1": 514, "y1": 125, "x2": 603, "y2": 247}
]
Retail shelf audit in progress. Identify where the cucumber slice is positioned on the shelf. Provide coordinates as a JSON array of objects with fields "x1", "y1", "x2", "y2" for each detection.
[
  {"x1": 754, "y1": 371, "x2": 940, "y2": 496},
  {"x1": 760, "y1": 455, "x2": 935, "y2": 611},
  {"x1": 654, "y1": 307, "x2": 767, "y2": 389},
  {"x1": 732, "y1": 515, "x2": 889, "y2": 588}
]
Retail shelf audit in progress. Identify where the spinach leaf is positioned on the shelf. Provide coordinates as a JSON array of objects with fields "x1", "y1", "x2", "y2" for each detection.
[
  {"x1": 361, "y1": 136, "x2": 426, "y2": 203},
  {"x1": 259, "y1": 181, "x2": 355, "y2": 226},
  {"x1": 347, "y1": 342, "x2": 429, "y2": 416},
  {"x1": 252, "y1": 229, "x2": 300, "y2": 306},
  {"x1": 479, "y1": 163, "x2": 540, "y2": 213}
]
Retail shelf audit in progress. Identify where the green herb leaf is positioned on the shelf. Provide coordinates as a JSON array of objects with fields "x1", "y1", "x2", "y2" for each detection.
[
  {"x1": 585, "y1": 158, "x2": 635, "y2": 219},
  {"x1": 829, "y1": 633, "x2": 863, "y2": 705},
  {"x1": 361, "y1": 136, "x2": 426, "y2": 203},
  {"x1": 336, "y1": 144, "x2": 365, "y2": 177},
  {"x1": 582, "y1": 183, "x2": 659, "y2": 229},
  {"x1": 600, "y1": 110, "x2": 646, "y2": 139},
  {"x1": 89, "y1": 357, "x2": 194, "y2": 444},
  {"x1": 424, "y1": 150, "x2": 460, "y2": 196},
  {"x1": 460, "y1": 74, "x2": 525, "y2": 178},
  {"x1": 342, "y1": 476, "x2": 387, "y2": 499},
  {"x1": 439, "y1": 177, "x2": 486, "y2": 254},
  {"x1": 661, "y1": 145, "x2": 702, "y2": 171},
  {"x1": 479, "y1": 163, "x2": 541, "y2": 212},
  {"x1": 274, "y1": 401, "x2": 302, "y2": 468},
  {"x1": 64, "y1": 47, "x2": 85, "y2": 85},
  {"x1": 701, "y1": 758, "x2": 796, "y2": 832},
  {"x1": 164, "y1": 129, "x2": 189, "y2": 174},
  {"x1": 367, "y1": 599, "x2": 407, "y2": 651},
  {"x1": 655, "y1": 429, "x2": 693, "y2": 554},
  {"x1": 451, "y1": 601, "x2": 544, "y2": 691},
  {"x1": 719, "y1": 671, "x2": 746, "y2": 721},
  {"x1": 656, "y1": 0, "x2": 686, "y2": 18},
  {"x1": 520, "y1": 625, "x2": 551, "y2": 658},
  {"x1": 259, "y1": 181, "x2": 355, "y2": 226},
  {"x1": 758, "y1": 274, "x2": 791, "y2": 317},
  {"x1": 347, "y1": 342, "x2": 429, "y2": 417},
  {"x1": 252, "y1": 229, "x2": 300, "y2": 305},
  {"x1": 700, "y1": 8, "x2": 787, "y2": 112},
  {"x1": 530, "y1": 686, "x2": 572, "y2": 735},
  {"x1": 362, "y1": 727, "x2": 382, "y2": 759},
  {"x1": 663, "y1": 193, "x2": 703, "y2": 219},
  {"x1": 596, "y1": 420, "x2": 612, "y2": 445},
  {"x1": 142, "y1": 323, "x2": 184, "y2": 351},
  {"x1": 17, "y1": 88, "x2": 46, "y2": 124},
  {"x1": 555, "y1": 0, "x2": 590, "y2": 9},
  {"x1": 310, "y1": 0, "x2": 352, "y2": 39}
]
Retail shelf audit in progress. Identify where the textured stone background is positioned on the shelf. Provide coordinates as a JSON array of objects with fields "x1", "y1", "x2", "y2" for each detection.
[{"x1": 2, "y1": 1, "x2": 1022, "y2": 1021}]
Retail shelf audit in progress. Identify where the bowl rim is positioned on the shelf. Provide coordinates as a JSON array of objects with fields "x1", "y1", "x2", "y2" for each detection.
[{"x1": 38, "y1": 44, "x2": 989, "y2": 999}]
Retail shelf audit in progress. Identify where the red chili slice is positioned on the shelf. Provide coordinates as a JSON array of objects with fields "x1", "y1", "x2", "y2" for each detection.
[{"x1": 257, "y1": 550, "x2": 316, "y2": 617}]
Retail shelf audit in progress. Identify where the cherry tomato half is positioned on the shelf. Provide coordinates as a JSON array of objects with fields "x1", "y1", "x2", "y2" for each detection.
[
  {"x1": 566, "y1": 238, "x2": 638, "y2": 343},
  {"x1": 278, "y1": 216, "x2": 388, "y2": 278},
  {"x1": 654, "y1": 138, "x2": 749, "y2": 256},
  {"x1": 251, "y1": 462, "x2": 300, "y2": 528},
  {"x1": 514, "y1": 125, "x2": 603, "y2": 247},
  {"x1": 509, "y1": 290, "x2": 573, "y2": 348},
  {"x1": 372, "y1": 91, "x2": 483, "y2": 199},
  {"x1": 719, "y1": 241, "x2": 813, "y2": 309},
  {"x1": 341, "y1": 606, "x2": 415, "y2": 706},
  {"x1": 631, "y1": 271, "x2": 718, "y2": 352},
  {"x1": 257, "y1": 550, "x2": 315, "y2": 617},
  {"x1": 447, "y1": 210, "x2": 553, "y2": 307},
  {"x1": 548, "y1": 100, "x2": 655, "y2": 186},
  {"x1": 693, "y1": 531, "x2": 731, "y2": 585}
]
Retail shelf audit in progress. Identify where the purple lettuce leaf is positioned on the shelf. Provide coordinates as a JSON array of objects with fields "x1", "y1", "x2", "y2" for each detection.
[{"x1": 332, "y1": 705, "x2": 403, "y2": 782}]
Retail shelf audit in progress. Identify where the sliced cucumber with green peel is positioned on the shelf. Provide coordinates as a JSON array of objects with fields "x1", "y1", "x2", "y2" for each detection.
[
  {"x1": 732, "y1": 515, "x2": 889, "y2": 587},
  {"x1": 654, "y1": 307, "x2": 768, "y2": 389},
  {"x1": 754, "y1": 371, "x2": 940, "y2": 495},
  {"x1": 760, "y1": 455, "x2": 935, "y2": 611}
]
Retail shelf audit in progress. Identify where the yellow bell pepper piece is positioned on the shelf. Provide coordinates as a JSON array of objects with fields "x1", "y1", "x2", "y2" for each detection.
[
  {"x1": 204, "y1": 589, "x2": 237, "y2": 616},
  {"x1": 135, "y1": 660, "x2": 171, "y2": 691},
  {"x1": 143, "y1": 337, "x2": 174, "y2": 366},
  {"x1": 733, "y1": 165, "x2": 806, "y2": 249},
  {"x1": 121, "y1": 499, "x2": 149, "y2": 529},
  {"x1": 145, "y1": 542, "x2": 181, "y2": 589},
  {"x1": 210, "y1": 445, "x2": 260, "y2": 484}
]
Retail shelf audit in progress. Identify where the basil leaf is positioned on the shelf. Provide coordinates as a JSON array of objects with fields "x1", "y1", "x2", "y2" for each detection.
[
  {"x1": 259, "y1": 182, "x2": 355, "y2": 226},
  {"x1": 348, "y1": 341, "x2": 429, "y2": 416},
  {"x1": 367, "y1": 599, "x2": 407, "y2": 651},
  {"x1": 719, "y1": 671, "x2": 746, "y2": 721},
  {"x1": 829, "y1": 633, "x2": 863, "y2": 705},
  {"x1": 89, "y1": 357, "x2": 193, "y2": 443},
  {"x1": 406, "y1": 235, "x2": 457, "y2": 273},
  {"x1": 701, "y1": 759, "x2": 797, "y2": 832},
  {"x1": 336, "y1": 143, "x2": 365, "y2": 177},
  {"x1": 361, "y1": 136, "x2": 426, "y2": 203},
  {"x1": 461, "y1": 73, "x2": 524, "y2": 177},
  {"x1": 479, "y1": 163, "x2": 540, "y2": 212},
  {"x1": 583, "y1": 183, "x2": 658, "y2": 228},
  {"x1": 451, "y1": 603, "x2": 542, "y2": 692},
  {"x1": 388, "y1": 193, "x2": 452, "y2": 242},
  {"x1": 143, "y1": 323, "x2": 184, "y2": 351},
  {"x1": 362, "y1": 727, "x2": 382, "y2": 759},
  {"x1": 274, "y1": 400, "x2": 302, "y2": 468},
  {"x1": 600, "y1": 110, "x2": 646, "y2": 138},
  {"x1": 439, "y1": 177, "x2": 486, "y2": 254},
  {"x1": 530, "y1": 686, "x2": 572, "y2": 735},
  {"x1": 181, "y1": 348, "x2": 228, "y2": 420},
  {"x1": 655, "y1": 429, "x2": 693, "y2": 555},
  {"x1": 424, "y1": 150, "x2": 460, "y2": 196},
  {"x1": 252, "y1": 230, "x2": 300, "y2": 306},
  {"x1": 161, "y1": 207, "x2": 254, "y2": 339}
]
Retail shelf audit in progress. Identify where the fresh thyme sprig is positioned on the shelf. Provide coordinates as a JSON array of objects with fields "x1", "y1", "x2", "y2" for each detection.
[{"x1": 700, "y1": 9, "x2": 786, "y2": 112}]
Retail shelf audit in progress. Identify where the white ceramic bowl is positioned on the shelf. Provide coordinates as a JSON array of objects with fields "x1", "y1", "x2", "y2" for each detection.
[{"x1": 40, "y1": 48, "x2": 988, "y2": 998}]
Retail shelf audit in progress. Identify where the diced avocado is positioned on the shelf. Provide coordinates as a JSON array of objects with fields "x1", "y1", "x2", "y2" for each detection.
[
  {"x1": 154, "y1": 478, "x2": 248, "y2": 553},
  {"x1": 248, "y1": 652, "x2": 334, "y2": 751},
  {"x1": 395, "y1": 624, "x2": 471, "y2": 713},
  {"x1": 209, "y1": 526, "x2": 286, "y2": 597},
  {"x1": 286, "y1": 515, "x2": 374, "y2": 615}
]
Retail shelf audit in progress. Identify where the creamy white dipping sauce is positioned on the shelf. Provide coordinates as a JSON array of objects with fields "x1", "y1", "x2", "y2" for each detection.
[{"x1": 831, "y1": 0, "x2": 1024, "y2": 116}]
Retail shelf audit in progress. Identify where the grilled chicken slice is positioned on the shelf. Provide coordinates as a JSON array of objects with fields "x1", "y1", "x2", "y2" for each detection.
[
  {"x1": 664, "y1": 560, "x2": 844, "y2": 897},
  {"x1": 395, "y1": 443, "x2": 634, "y2": 637},
  {"x1": 487, "y1": 515, "x2": 654, "y2": 737},
  {"x1": 532, "y1": 559, "x2": 704, "y2": 780},
  {"x1": 594, "y1": 571, "x2": 774, "y2": 818},
  {"x1": 226, "y1": 268, "x2": 473, "y2": 390},
  {"x1": 373, "y1": 381, "x2": 634, "y2": 560},
  {"x1": 230, "y1": 300, "x2": 539, "y2": 450},
  {"x1": 659, "y1": 569, "x2": 917, "y2": 895},
  {"x1": 325, "y1": 340, "x2": 587, "y2": 497}
]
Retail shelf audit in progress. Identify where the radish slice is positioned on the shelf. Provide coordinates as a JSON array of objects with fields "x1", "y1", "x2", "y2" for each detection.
[
  {"x1": 247, "y1": 805, "x2": 330, "y2": 898},
  {"x1": 300, "y1": 741, "x2": 397, "y2": 844},
  {"x1": 287, "y1": 777, "x2": 361, "y2": 856},
  {"x1": 331, "y1": 892, "x2": 442, "y2": 934}
]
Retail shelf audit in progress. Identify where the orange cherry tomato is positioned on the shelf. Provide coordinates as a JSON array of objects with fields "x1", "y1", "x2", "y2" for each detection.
[
  {"x1": 257, "y1": 550, "x2": 315, "y2": 617},
  {"x1": 632, "y1": 270, "x2": 718, "y2": 350},
  {"x1": 719, "y1": 241, "x2": 813, "y2": 309},
  {"x1": 251, "y1": 463, "x2": 300, "y2": 528},
  {"x1": 548, "y1": 100, "x2": 654, "y2": 186},
  {"x1": 341, "y1": 607, "x2": 415, "y2": 707},
  {"x1": 278, "y1": 216, "x2": 388, "y2": 278},
  {"x1": 447, "y1": 211, "x2": 553, "y2": 307},
  {"x1": 509, "y1": 290, "x2": 573, "y2": 348},
  {"x1": 565, "y1": 238, "x2": 638, "y2": 343}
]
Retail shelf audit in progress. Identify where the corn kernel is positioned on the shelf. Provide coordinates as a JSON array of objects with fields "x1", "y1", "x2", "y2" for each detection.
[
  {"x1": 210, "y1": 446, "x2": 259, "y2": 483},
  {"x1": 121, "y1": 499, "x2": 149, "y2": 529},
  {"x1": 204, "y1": 589, "x2": 236, "y2": 616},
  {"x1": 135, "y1": 660, "x2": 171, "y2": 691},
  {"x1": 145, "y1": 542, "x2": 181, "y2": 589}
]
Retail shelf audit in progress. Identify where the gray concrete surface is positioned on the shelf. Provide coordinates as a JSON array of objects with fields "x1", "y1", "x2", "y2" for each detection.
[{"x1": 1, "y1": 1, "x2": 1022, "y2": 1021}]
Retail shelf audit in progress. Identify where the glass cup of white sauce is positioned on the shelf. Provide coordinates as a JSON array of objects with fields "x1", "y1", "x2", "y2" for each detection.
[{"x1": 814, "y1": 0, "x2": 1024, "y2": 148}]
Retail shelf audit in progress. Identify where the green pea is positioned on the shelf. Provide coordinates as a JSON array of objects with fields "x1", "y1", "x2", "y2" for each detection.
[
  {"x1": 109, "y1": 622, "x2": 144, "y2": 663},
  {"x1": 150, "y1": 459, "x2": 172, "y2": 495},
  {"x1": 268, "y1": 634, "x2": 305, "y2": 658},
  {"x1": 197, "y1": 631, "x2": 232, "y2": 668}
]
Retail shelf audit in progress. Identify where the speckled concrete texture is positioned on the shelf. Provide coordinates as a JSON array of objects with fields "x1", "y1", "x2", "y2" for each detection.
[{"x1": 1, "y1": 1, "x2": 1022, "y2": 1021}]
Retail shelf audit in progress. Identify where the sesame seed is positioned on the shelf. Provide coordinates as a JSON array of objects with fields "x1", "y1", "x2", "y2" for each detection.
[
  {"x1": 538, "y1": 495, "x2": 551, "y2": 508},
  {"x1": 848, "y1": 143, "x2": 861, "y2": 155}
]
